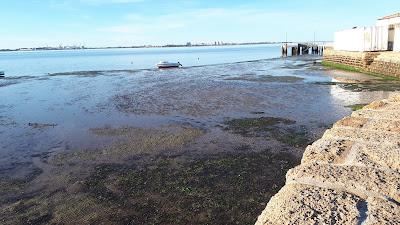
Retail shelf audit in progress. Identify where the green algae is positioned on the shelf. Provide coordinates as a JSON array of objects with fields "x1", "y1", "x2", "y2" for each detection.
[
  {"x1": 314, "y1": 81, "x2": 400, "y2": 92},
  {"x1": 49, "y1": 71, "x2": 105, "y2": 77},
  {"x1": 0, "y1": 116, "x2": 17, "y2": 126},
  {"x1": 0, "y1": 191, "x2": 127, "y2": 225},
  {"x1": 90, "y1": 125, "x2": 137, "y2": 136},
  {"x1": 223, "y1": 117, "x2": 310, "y2": 148},
  {"x1": 320, "y1": 61, "x2": 400, "y2": 92},
  {"x1": 0, "y1": 81, "x2": 19, "y2": 88},
  {"x1": 0, "y1": 180, "x2": 26, "y2": 201},
  {"x1": 0, "y1": 150, "x2": 299, "y2": 225},
  {"x1": 49, "y1": 69, "x2": 138, "y2": 77},
  {"x1": 339, "y1": 83, "x2": 400, "y2": 92},
  {"x1": 345, "y1": 104, "x2": 368, "y2": 111},
  {"x1": 224, "y1": 117, "x2": 295, "y2": 136},
  {"x1": 225, "y1": 75, "x2": 304, "y2": 83},
  {"x1": 1, "y1": 196, "x2": 53, "y2": 225},
  {"x1": 270, "y1": 126, "x2": 310, "y2": 148},
  {"x1": 82, "y1": 151, "x2": 300, "y2": 225},
  {"x1": 321, "y1": 61, "x2": 362, "y2": 73},
  {"x1": 322, "y1": 61, "x2": 400, "y2": 81},
  {"x1": 0, "y1": 163, "x2": 43, "y2": 206},
  {"x1": 52, "y1": 125, "x2": 205, "y2": 165},
  {"x1": 28, "y1": 122, "x2": 57, "y2": 129},
  {"x1": 249, "y1": 111, "x2": 265, "y2": 115}
]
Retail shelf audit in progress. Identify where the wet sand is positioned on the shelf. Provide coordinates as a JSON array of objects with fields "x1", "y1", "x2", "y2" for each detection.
[{"x1": 1, "y1": 56, "x2": 400, "y2": 225}]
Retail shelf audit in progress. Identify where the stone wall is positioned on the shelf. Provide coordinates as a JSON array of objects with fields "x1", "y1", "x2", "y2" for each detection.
[
  {"x1": 255, "y1": 94, "x2": 400, "y2": 225},
  {"x1": 323, "y1": 49, "x2": 400, "y2": 78}
]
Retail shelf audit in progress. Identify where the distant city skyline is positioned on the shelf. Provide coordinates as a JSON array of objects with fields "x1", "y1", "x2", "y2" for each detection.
[
  {"x1": 1, "y1": 41, "x2": 292, "y2": 52},
  {"x1": 0, "y1": 0, "x2": 398, "y2": 49},
  {"x1": 0, "y1": 41, "x2": 286, "y2": 52}
]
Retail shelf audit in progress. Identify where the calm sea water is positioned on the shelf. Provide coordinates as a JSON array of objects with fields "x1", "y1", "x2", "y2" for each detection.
[{"x1": 0, "y1": 44, "x2": 281, "y2": 76}]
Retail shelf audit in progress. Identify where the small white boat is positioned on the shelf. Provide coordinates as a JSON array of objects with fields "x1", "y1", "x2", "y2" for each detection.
[
  {"x1": 156, "y1": 61, "x2": 182, "y2": 69},
  {"x1": 0, "y1": 71, "x2": 4, "y2": 77}
]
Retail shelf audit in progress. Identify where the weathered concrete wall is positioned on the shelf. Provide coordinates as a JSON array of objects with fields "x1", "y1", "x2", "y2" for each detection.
[
  {"x1": 255, "y1": 94, "x2": 400, "y2": 225},
  {"x1": 324, "y1": 49, "x2": 400, "y2": 78}
]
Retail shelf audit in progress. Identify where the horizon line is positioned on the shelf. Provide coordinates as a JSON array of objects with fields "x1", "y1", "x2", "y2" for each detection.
[{"x1": 0, "y1": 40, "x2": 332, "y2": 52}]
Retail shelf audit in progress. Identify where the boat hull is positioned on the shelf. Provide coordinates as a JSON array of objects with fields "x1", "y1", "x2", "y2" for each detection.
[
  {"x1": 157, "y1": 65, "x2": 180, "y2": 69},
  {"x1": 156, "y1": 62, "x2": 182, "y2": 69}
]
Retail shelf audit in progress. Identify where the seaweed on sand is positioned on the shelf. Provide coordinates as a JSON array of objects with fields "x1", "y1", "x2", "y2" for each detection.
[
  {"x1": 81, "y1": 150, "x2": 300, "y2": 225},
  {"x1": 224, "y1": 117, "x2": 295, "y2": 136},
  {"x1": 224, "y1": 117, "x2": 310, "y2": 148},
  {"x1": 225, "y1": 75, "x2": 304, "y2": 83},
  {"x1": 345, "y1": 104, "x2": 368, "y2": 111}
]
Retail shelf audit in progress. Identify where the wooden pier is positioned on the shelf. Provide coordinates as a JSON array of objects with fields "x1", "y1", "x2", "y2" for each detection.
[{"x1": 281, "y1": 43, "x2": 324, "y2": 57}]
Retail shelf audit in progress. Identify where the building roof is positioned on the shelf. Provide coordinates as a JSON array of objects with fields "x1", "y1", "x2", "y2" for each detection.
[{"x1": 378, "y1": 13, "x2": 400, "y2": 20}]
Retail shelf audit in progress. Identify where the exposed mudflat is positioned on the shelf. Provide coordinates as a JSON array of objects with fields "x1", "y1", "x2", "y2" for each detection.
[
  {"x1": 1, "y1": 56, "x2": 400, "y2": 225},
  {"x1": 225, "y1": 74, "x2": 305, "y2": 83}
]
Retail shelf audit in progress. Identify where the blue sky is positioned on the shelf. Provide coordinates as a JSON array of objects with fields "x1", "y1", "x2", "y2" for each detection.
[{"x1": 0, "y1": 0, "x2": 398, "y2": 48}]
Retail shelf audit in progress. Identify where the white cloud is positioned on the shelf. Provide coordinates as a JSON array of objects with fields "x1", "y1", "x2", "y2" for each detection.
[{"x1": 99, "y1": 8, "x2": 289, "y2": 32}]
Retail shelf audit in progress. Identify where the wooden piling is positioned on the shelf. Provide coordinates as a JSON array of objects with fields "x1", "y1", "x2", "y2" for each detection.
[
  {"x1": 291, "y1": 47, "x2": 298, "y2": 56},
  {"x1": 282, "y1": 44, "x2": 288, "y2": 57}
]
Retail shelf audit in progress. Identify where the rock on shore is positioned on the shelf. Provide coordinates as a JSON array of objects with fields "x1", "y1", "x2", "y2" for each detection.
[{"x1": 255, "y1": 93, "x2": 400, "y2": 225}]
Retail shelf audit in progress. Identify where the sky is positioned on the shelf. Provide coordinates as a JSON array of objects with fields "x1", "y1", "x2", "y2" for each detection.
[{"x1": 0, "y1": 0, "x2": 399, "y2": 49}]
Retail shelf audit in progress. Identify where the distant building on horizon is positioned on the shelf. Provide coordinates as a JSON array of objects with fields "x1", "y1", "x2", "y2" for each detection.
[{"x1": 334, "y1": 12, "x2": 400, "y2": 52}]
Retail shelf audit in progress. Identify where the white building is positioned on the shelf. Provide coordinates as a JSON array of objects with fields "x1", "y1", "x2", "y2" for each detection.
[{"x1": 334, "y1": 13, "x2": 400, "y2": 52}]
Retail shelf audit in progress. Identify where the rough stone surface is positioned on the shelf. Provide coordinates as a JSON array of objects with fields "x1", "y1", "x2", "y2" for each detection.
[
  {"x1": 255, "y1": 184, "x2": 361, "y2": 225},
  {"x1": 323, "y1": 127, "x2": 400, "y2": 144},
  {"x1": 335, "y1": 116, "x2": 400, "y2": 132},
  {"x1": 323, "y1": 49, "x2": 400, "y2": 78},
  {"x1": 287, "y1": 163, "x2": 400, "y2": 202},
  {"x1": 367, "y1": 197, "x2": 400, "y2": 225},
  {"x1": 302, "y1": 139, "x2": 353, "y2": 164},
  {"x1": 255, "y1": 93, "x2": 400, "y2": 225},
  {"x1": 350, "y1": 142, "x2": 400, "y2": 170}
]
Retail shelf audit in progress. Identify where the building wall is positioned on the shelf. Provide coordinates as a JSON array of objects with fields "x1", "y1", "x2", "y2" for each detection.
[
  {"x1": 370, "y1": 26, "x2": 390, "y2": 51},
  {"x1": 334, "y1": 26, "x2": 388, "y2": 52},
  {"x1": 334, "y1": 28, "x2": 365, "y2": 51}
]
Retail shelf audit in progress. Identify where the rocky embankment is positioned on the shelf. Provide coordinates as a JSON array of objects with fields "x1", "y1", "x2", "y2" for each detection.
[
  {"x1": 324, "y1": 49, "x2": 400, "y2": 78},
  {"x1": 255, "y1": 94, "x2": 400, "y2": 225}
]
